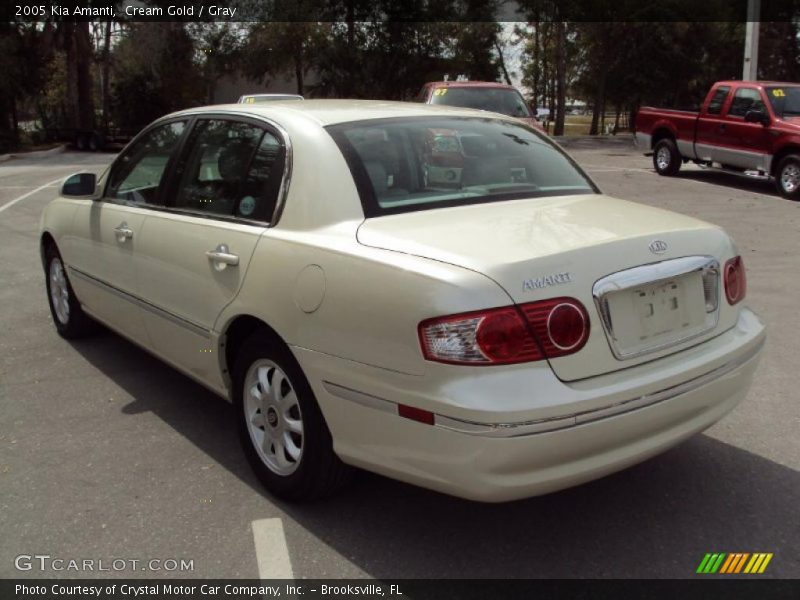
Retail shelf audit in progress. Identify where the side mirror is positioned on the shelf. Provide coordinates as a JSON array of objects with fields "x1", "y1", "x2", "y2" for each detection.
[
  {"x1": 61, "y1": 173, "x2": 96, "y2": 197},
  {"x1": 744, "y1": 109, "x2": 770, "y2": 126}
]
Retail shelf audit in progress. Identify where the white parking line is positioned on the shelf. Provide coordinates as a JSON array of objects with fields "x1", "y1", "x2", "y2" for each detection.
[
  {"x1": 252, "y1": 518, "x2": 294, "y2": 579},
  {"x1": 0, "y1": 178, "x2": 63, "y2": 214}
]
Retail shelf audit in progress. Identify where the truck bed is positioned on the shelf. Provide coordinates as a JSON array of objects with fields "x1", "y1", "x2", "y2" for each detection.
[{"x1": 635, "y1": 106, "x2": 700, "y2": 157}]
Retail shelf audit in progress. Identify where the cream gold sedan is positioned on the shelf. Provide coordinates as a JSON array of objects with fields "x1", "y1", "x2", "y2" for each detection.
[{"x1": 39, "y1": 101, "x2": 765, "y2": 502}]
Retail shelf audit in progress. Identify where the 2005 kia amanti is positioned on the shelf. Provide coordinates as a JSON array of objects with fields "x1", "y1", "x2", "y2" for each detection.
[{"x1": 40, "y1": 101, "x2": 765, "y2": 502}]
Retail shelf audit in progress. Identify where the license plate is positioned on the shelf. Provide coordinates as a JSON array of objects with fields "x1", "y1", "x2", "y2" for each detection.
[{"x1": 605, "y1": 272, "x2": 708, "y2": 357}]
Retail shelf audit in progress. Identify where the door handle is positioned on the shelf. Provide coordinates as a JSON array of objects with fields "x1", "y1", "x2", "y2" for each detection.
[
  {"x1": 113, "y1": 222, "x2": 133, "y2": 241},
  {"x1": 718, "y1": 123, "x2": 727, "y2": 134},
  {"x1": 206, "y1": 244, "x2": 239, "y2": 270}
]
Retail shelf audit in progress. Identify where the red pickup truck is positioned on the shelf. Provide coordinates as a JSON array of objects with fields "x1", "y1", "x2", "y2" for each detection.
[{"x1": 635, "y1": 80, "x2": 800, "y2": 199}]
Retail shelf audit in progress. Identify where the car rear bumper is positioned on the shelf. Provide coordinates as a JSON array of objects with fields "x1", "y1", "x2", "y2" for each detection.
[
  {"x1": 293, "y1": 308, "x2": 765, "y2": 502},
  {"x1": 634, "y1": 131, "x2": 652, "y2": 154}
]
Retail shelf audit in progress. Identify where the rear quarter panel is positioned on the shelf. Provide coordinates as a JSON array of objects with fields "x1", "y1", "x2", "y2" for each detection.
[{"x1": 215, "y1": 225, "x2": 513, "y2": 376}]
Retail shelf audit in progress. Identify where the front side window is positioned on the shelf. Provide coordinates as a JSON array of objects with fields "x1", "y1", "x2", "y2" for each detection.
[
  {"x1": 430, "y1": 87, "x2": 532, "y2": 118},
  {"x1": 328, "y1": 117, "x2": 597, "y2": 217},
  {"x1": 728, "y1": 88, "x2": 767, "y2": 117},
  {"x1": 106, "y1": 121, "x2": 186, "y2": 203},
  {"x1": 172, "y1": 119, "x2": 285, "y2": 221},
  {"x1": 706, "y1": 86, "x2": 730, "y2": 115},
  {"x1": 766, "y1": 86, "x2": 800, "y2": 118}
]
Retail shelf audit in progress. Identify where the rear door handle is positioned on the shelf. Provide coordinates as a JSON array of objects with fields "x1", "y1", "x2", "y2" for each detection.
[
  {"x1": 206, "y1": 244, "x2": 239, "y2": 270},
  {"x1": 113, "y1": 222, "x2": 133, "y2": 241},
  {"x1": 718, "y1": 123, "x2": 727, "y2": 133}
]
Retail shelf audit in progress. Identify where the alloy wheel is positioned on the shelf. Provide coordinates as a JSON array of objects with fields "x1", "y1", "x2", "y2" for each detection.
[
  {"x1": 243, "y1": 359, "x2": 304, "y2": 476},
  {"x1": 49, "y1": 258, "x2": 70, "y2": 325},
  {"x1": 656, "y1": 146, "x2": 671, "y2": 171},
  {"x1": 781, "y1": 163, "x2": 800, "y2": 193}
]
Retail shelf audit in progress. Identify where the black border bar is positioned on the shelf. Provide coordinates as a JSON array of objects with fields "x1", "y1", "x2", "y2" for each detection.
[
  {"x1": 5, "y1": 0, "x2": 800, "y2": 23},
  {"x1": 3, "y1": 579, "x2": 800, "y2": 600}
]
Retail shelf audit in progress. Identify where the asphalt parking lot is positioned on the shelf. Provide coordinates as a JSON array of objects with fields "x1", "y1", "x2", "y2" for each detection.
[{"x1": 1, "y1": 141, "x2": 798, "y2": 580}]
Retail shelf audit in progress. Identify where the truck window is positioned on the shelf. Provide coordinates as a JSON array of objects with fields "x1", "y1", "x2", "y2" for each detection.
[
  {"x1": 707, "y1": 86, "x2": 730, "y2": 115},
  {"x1": 766, "y1": 86, "x2": 800, "y2": 118},
  {"x1": 728, "y1": 88, "x2": 766, "y2": 117}
]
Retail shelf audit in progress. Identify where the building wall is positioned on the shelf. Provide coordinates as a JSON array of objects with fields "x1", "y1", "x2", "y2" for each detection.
[{"x1": 214, "y1": 69, "x2": 321, "y2": 103}]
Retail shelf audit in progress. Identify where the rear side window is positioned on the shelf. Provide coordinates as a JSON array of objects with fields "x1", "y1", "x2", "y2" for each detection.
[
  {"x1": 328, "y1": 116, "x2": 596, "y2": 217},
  {"x1": 172, "y1": 119, "x2": 285, "y2": 222},
  {"x1": 766, "y1": 86, "x2": 800, "y2": 118},
  {"x1": 706, "y1": 86, "x2": 730, "y2": 115},
  {"x1": 106, "y1": 121, "x2": 186, "y2": 204},
  {"x1": 728, "y1": 88, "x2": 767, "y2": 117}
]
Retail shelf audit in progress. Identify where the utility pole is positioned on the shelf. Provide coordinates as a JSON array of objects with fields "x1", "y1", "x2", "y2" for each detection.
[{"x1": 743, "y1": 0, "x2": 760, "y2": 80}]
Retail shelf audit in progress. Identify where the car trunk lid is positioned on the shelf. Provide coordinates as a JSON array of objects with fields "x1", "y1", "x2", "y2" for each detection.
[{"x1": 357, "y1": 194, "x2": 734, "y2": 381}]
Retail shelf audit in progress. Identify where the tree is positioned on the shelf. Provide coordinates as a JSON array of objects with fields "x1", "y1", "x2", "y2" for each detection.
[
  {"x1": 189, "y1": 23, "x2": 245, "y2": 103},
  {"x1": 110, "y1": 23, "x2": 204, "y2": 131},
  {"x1": 241, "y1": 23, "x2": 330, "y2": 96}
]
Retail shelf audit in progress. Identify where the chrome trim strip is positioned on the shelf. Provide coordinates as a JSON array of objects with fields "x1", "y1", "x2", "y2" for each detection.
[
  {"x1": 694, "y1": 143, "x2": 772, "y2": 172},
  {"x1": 634, "y1": 132, "x2": 652, "y2": 151},
  {"x1": 322, "y1": 381, "x2": 396, "y2": 415},
  {"x1": 323, "y1": 339, "x2": 764, "y2": 438},
  {"x1": 68, "y1": 267, "x2": 211, "y2": 339},
  {"x1": 593, "y1": 256, "x2": 720, "y2": 360},
  {"x1": 676, "y1": 138, "x2": 693, "y2": 157},
  {"x1": 436, "y1": 338, "x2": 763, "y2": 437}
]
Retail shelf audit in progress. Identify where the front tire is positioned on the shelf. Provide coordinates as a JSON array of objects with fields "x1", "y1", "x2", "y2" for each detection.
[
  {"x1": 44, "y1": 245, "x2": 96, "y2": 339},
  {"x1": 233, "y1": 332, "x2": 352, "y2": 501},
  {"x1": 775, "y1": 154, "x2": 800, "y2": 200},
  {"x1": 653, "y1": 138, "x2": 681, "y2": 176}
]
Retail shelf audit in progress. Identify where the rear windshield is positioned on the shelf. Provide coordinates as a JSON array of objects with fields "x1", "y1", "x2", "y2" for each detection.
[
  {"x1": 327, "y1": 117, "x2": 597, "y2": 217},
  {"x1": 430, "y1": 87, "x2": 532, "y2": 118},
  {"x1": 766, "y1": 86, "x2": 800, "y2": 118}
]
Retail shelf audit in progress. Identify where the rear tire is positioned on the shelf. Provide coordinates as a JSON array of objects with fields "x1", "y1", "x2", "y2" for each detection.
[
  {"x1": 775, "y1": 154, "x2": 800, "y2": 200},
  {"x1": 233, "y1": 332, "x2": 353, "y2": 501},
  {"x1": 653, "y1": 138, "x2": 681, "y2": 176},
  {"x1": 44, "y1": 244, "x2": 96, "y2": 339}
]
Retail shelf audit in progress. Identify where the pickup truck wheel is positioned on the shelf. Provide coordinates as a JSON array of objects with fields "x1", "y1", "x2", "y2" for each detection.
[
  {"x1": 776, "y1": 155, "x2": 800, "y2": 200},
  {"x1": 44, "y1": 245, "x2": 97, "y2": 339},
  {"x1": 653, "y1": 138, "x2": 681, "y2": 176},
  {"x1": 233, "y1": 333, "x2": 353, "y2": 501}
]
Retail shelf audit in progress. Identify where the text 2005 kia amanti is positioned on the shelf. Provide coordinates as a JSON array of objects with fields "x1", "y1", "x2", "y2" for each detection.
[{"x1": 40, "y1": 101, "x2": 765, "y2": 502}]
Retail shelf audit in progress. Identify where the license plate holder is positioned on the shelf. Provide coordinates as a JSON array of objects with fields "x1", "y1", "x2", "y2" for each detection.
[{"x1": 605, "y1": 271, "x2": 709, "y2": 358}]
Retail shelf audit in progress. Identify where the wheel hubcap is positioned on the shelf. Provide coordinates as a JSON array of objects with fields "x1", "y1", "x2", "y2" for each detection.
[
  {"x1": 49, "y1": 258, "x2": 70, "y2": 325},
  {"x1": 656, "y1": 146, "x2": 671, "y2": 170},
  {"x1": 244, "y1": 359, "x2": 304, "y2": 476},
  {"x1": 781, "y1": 163, "x2": 800, "y2": 193}
]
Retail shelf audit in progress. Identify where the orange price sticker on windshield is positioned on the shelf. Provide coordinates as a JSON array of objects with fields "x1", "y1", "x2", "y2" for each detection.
[{"x1": 772, "y1": 89, "x2": 786, "y2": 97}]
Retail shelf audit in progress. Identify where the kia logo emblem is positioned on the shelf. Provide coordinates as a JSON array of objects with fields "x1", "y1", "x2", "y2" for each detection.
[{"x1": 649, "y1": 240, "x2": 668, "y2": 254}]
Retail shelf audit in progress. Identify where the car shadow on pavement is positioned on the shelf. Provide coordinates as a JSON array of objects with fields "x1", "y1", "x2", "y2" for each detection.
[
  {"x1": 70, "y1": 329, "x2": 798, "y2": 579},
  {"x1": 674, "y1": 170, "x2": 783, "y2": 199}
]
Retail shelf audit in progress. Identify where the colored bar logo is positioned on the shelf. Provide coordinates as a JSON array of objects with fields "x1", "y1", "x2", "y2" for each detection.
[{"x1": 696, "y1": 553, "x2": 773, "y2": 574}]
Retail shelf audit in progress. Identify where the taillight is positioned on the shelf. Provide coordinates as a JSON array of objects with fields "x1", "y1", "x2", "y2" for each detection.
[
  {"x1": 418, "y1": 298, "x2": 589, "y2": 365},
  {"x1": 724, "y1": 256, "x2": 746, "y2": 305}
]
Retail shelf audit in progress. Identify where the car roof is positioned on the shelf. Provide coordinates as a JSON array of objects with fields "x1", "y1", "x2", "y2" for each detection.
[
  {"x1": 715, "y1": 80, "x2": 800, "y2": 88},
  {"x1": 167, "y1": 99, "x2": 514, "y2": 127},
  {"x1": 426, "y1": 81, "x2": 517, "y2": 89},
  {"x1": 239, "y1": 93, "x2": 303, "y2": 99}
]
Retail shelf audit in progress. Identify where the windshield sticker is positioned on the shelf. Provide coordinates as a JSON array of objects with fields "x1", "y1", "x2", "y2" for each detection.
[
  {"x1": 239, "y1": 195, "x2": 256, "y2": 216},
  {"x1": 772, "y1": 89, "x2": 786, "y2": 97},
  {"x1": 433, "y1": 88, "x2": 448, "y2": 96}
]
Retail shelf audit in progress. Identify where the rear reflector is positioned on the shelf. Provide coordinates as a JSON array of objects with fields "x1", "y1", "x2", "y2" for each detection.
[
  {"x1": 724, "y1": 256, "x2": 746, "y2": 305},
  {"x1": 398, "y1": 404, "x2": 435, "y2": 425},
  {"x1": 419, "y1": 297, "x2": 590, "y2": 365}
]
